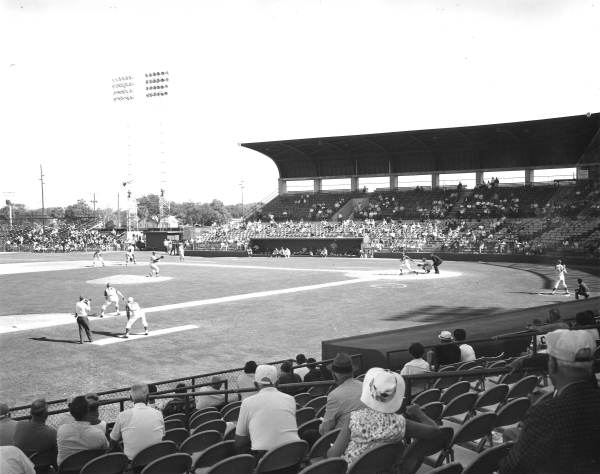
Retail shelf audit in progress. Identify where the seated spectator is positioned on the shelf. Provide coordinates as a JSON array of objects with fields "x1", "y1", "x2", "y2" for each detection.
[
  {"x1": 400, "y1": 343, "x2": 431, "y2": 393},
  {"x1": 84, "y1": 393, "x2": 106, "y2": 435},
  {"x1": 0, "y1": 445, "x2": 35, "y2": 474},
  {"x1": 13, "y1": 399, "x2": 57, "y2": 457},
  {"x1": 453, "y1": 328, "x2": 476, "y2": 361},
  {"x1": 541, "y1": 308, "x2": 569, "y2": 331},
  {"x1": 195, "y1": 376, "x2": 226, "y2": 410},
  {"x1": 237, "y1": 361, "x2": 258, "y2": 400},
  {"x1": 57, "y1": 396, "x2": 107, "y2": 465},
  {"x1": 427, "y1": 330, "x2": 461, "y2": 370},
  {"x1": 327, "y1": 368, "x2": 440, "y2": 467},
  {"x1": 0, "y1": 403, "x2": 17, "y2": 446},
  {"x1": 293, "y1": 354, "x2": 309, "y2": 380},
  {"x1": 499, "y1": 329, "x2": 600, "y2": 473},
  {"x1": 319, "y1": 353, "x2": 363, "y2": 435},
  {"x1": 110, "y1": 383, "x2": 165, "y2": 461},
  {"x1": 276, "y1": 361, "x2": 302, "y2": 395},
  {"x1": 162, "y1": 383, "x2": 195, "y2": 416},
  {"x1": 235, "y1": 365, "x2": 300, "y2": 457},
  {"x1": 574, "y1": 310, "x2": 599, "y2": 340},
  {"x1": 303, "y1": 358, "x2": 323, "y2": 383}
]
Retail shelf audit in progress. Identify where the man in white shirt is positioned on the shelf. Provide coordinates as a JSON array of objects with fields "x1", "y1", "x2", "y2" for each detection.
[
  {"x1": 0, "y1": 446, "x2": 35, "y2": 474},
  {"x1": 235, "y1": 365, "x2": 300, "y2": 456},
  {"x1": 293, "y1": 354, "x2": 309, "y2": 381},
  {"x1": 110, "y1": 383, "x2": 165, "y2": 460},
  {"x1": 195, "y1": 376, "x2": 226, "y2": 410},
  {"x1": 400, "y1": 342, "x2": 431, "y2": 393},
  {"x1": 454, "y1": 328, "x2": 476, "y2": 362},
  {"x1": 74, "y1": 296, "x2": 93, "y2": 344}
]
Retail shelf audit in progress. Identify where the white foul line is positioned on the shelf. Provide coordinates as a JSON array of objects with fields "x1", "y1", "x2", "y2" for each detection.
[{"x1": 92, "y1": 325, "x2": 199, "y2": 345}]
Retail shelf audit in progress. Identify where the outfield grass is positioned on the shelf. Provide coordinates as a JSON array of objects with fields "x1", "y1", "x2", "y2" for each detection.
[{"x1": 1, "y1": 252, "x2": 598, "y2": 406}]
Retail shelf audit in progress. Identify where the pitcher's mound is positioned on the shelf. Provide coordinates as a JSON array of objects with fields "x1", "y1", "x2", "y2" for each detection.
[{"x1": 86, "y1": 275, "x2": 173, "y2": 285}]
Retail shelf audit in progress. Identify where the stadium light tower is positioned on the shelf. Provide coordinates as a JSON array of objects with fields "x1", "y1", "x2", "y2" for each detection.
[
  {"x1": 39, "y1": 165, "x2": 45, "y2": 227},
  {"x1": 240, "y1": 180, "x2": 245, "y2": 219},
  {"x1": 3, "y1": 192, "x2": 15, "y2": 229}
]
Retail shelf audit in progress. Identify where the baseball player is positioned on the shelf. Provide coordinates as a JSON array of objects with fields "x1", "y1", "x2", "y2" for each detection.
[
  {"x1": 575, "y1": 278, "x2": 590, "y2": 300},
  {"x1": 125, "y1": 243, "x2": 136, "y2": 266},
  {"x1": 100, "y1": 283, "x2": 124, "y2": 317},
  {"x1": 178, "y1": 242, "x2": 185, "y2": 262},
  {"x1": 92, "y1": 250, "x2": 105, "y2": 267},
  {"x1": 551, "y1": 259, "x2": 570, "y2": 295},
  {"x1": 399, "y1": 254, "x2": 419, "y2": 275},
  {"x1": 148, "y1": 251, "x2": 164, "y2": 277},
  {"x1": 124, "y1": 296, "x2": 148, "y2": 338}
]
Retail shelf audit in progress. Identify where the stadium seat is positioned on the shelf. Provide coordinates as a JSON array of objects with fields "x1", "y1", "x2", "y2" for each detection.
[
  {"x1": 131, "y1": 440, "x2": 177, "y2": 474},
  {"x1": 255, "y1": 440, "x2": 309, "y2": 474},
  {"x1": 190, "y1": 411, "x2": 223, "y2": 430},
  {"x1": 164, "y1": 418, "x2": 185, "y2": 431},
  {"x1": 164, "y1": 413, "x2": 187, "y2": 423},
  {"x1": 402, "y1": 426, "x2": 454, "y2": 472},
  {"x1": 315, "y1": 405, "x2": 327, "y2": 419},
  {"x1": 296, "y1": 407, "x2": 316, "y2": 426},
  {"x1": 347, "y1": 441, "x2": 404, "y2": 474},
  {"x1": 412, "y1": 388, "x2": 441, "y2": 406},
  {"x1": 193, "y1": 440, "x2": 236, "y2": 472},
  {"x1": 222, "y1": 406, "x2": 240, "y2": 423},
  {"x1": 433, "y1": 367, "x2": 460, "y2": 390},
  {"x1": 440, "y1": 382, "x2": 471, "y2": 404},
  {"x1": 57, "y1": 449, "x2": 107, "y2": 474},
  {"x1": 461, "y1": 442, "x2": 514, "y2": 474},
  {"x1": 294, "y1": 392, "x2": 312, "y2": 406},
  {"x1": 307, "y1": 428, "x2": 341, "y2": 462},
  {"x1": 493, "y1": 398, "x2": 530, "y2": 433},
  {"x1": 505, "y1": 375, "x2": 539, "y2": 400},
  {"x1": 298, "y1": 418, "x2": 323, "y2": 439},
  {"x1": 180, "y1": 430, "x2": 223, "y2": 456},
  {"x1": 192, "y1": 407, "x2": 219, "y2": 419},
  {"x1": 80, "y1": 452, "x2": 129, "y2": 474},
  {"x1": 305, "y1": 396, "x2": 328, "y2": 412},
  {"x1": 219, "y1": 401, "x2": 241, "y2": 415},
  {"x1": 192, "y1": 419, "x2": 227, "y2": 436},
  {"x1": 298, "y1": 457, "x2": 347, "y2": 474},
  {"x1": 29, "y1": 447, "x2": 58, "y2": 473},
  {"x1": 164, "y1": 427, "x2": 189, "y2": 447},
  {"x1": 140, "y1": 453, "x2": 192, "y2": 474},
  {"x1": 472, "y1": 384, "x2": 509, "y2": 414},
  {"x1": 441, "y1": 393, "x2": 478, "y2": 424},
  {"x1": 419, "y1": 462, "x2": 463, "y2": 474},
  {"x1": 420, "y1": 402, "x2": 444, "y2": 424},
  {"x1": 447, "y1": 413, "x2": 497, "y2": 462},
  {"x1": 205, "y1": 454, "x2": 255, "y2": 474},
  {"x1": 533, "y1": 390, "x2": 553, "y2": 406}
]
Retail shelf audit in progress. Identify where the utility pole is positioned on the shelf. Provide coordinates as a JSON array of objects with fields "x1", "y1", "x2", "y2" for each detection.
[
  {"x1": 39, "y1": 165, "x2": 45, "y2": 227},
  {"x1": 90, "y1": 193, "x2": 98, "y2": 215},
  {"x1": 240, "y1": 180, "x2": 245, "y2": 220},
  {"x1": 117, "y1": 193, "x2": 120, "y2": 229}
]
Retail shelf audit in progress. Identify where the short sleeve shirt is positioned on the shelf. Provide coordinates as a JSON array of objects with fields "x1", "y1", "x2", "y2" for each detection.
[
  {"x1": 110, "y1": 403, "x2": 165, "y2": 460},
  {"x1": 56, "y1": 421, "x2": 107, "y2": 465}
]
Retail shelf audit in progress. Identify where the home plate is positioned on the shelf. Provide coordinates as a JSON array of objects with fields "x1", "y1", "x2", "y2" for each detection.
[
  {"x1": 92, "y1": 325, "x2": 198, "y2": 345},
  {"x1": 86, "y1": 275, "x2": 173, "y2": 285}
]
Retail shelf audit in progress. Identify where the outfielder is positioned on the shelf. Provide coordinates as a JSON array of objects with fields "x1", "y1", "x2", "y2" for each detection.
[
  {"x1": 551, "y1": 259, "x2": 570, "y2": 295},
  {"x1": 148, "y1": 251, "x2": 164, "y2": 277},
  {"x1": 124, "y1": 296, "x2": 148, "y2": 338},
  {"x1": 100, "y1": 282, "x2": 124, "y2": 317}
]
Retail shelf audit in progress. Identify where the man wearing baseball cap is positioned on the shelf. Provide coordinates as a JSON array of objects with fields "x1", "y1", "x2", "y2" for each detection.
[
  {"x1": 427, "y1": 330, "x2": 461, "y2": 370},
  {"x1": 235, "y1": 364, "x2": 300, "y2": 459},
  {"x1": 499, "y1": 329, "x2": 600, "y2": 474}
]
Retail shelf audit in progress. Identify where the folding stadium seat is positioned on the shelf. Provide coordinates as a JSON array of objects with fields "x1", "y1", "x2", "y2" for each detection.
[
  {"x1": 440, "y1": 382, "x2": 471, "y2": 405},
  {"x1": 294, "y1": 392, "x2": 312, "y2": 407},
  {"x1": 140, "y1": 453, "x2": 192, "y2": 474},
  {"x1": 192, "y1": 419, "x2": 227, "y2": 436},
  {"x1": 461, "y1": 442, "x2": 514, "y2": 474},
  {"x1": 421, "y1": 401, "x2": 444, "y2": 425},
  {"x1": 346, "y1": 441, "x2": 404, "y2": 474},
  {"x1": 305, "y1": 395, "x2": 328, "y2": 412},
  {"x1": 505, "y1": 375, "x2": 539, "y2": 401},
  {"x1": 164, "y1": 418, "x2": 185, "y2": 431},
  {"x1": 219, "y1": 400, "x2": 241, "y2": 415},
  {"x1": 164, "y1": 413, "x2": 187, "y2": 424},
  {"x1": 441, "y1": 393, "x2": 478, "y2": 425},
  {"x1": 222, "y1": 406, "x2": 240, "y2": 423},
  {"x1": 433, "y1": 367, "x2": 460, "y2": 390},
  {"x1": 57, "y1": 449, "x2": 107, "y2": 474},
  {"x1": 254, "y1": 441, "x2": 309, "y2": 473},
  {"x1": 307, "y1": 428, "x2": 341, "y2": 463},
  {"x1": 419, "y1": 463, "x2": 463, "y2": 474},
  {"x1": 180, "y1": 430, "x2": 223, "y2": 457},
  {"x1": 29, "y1": 447, "x2": 58, "y2": 473},
  {"x1": 298, "y1": 457, "x2": 348, "y2": 474},
  {"x1": 164, "y1": 427, "x2": 189, "y2": 447},
  {"x1": 298, "y1": 418, "x2": 323, "y2": 439},
  {"x1": 487, "y1": 397, "x2": 531, "y2": 446},
  {"x1": 472, "y1": 384, "x2": 509, "y2": 415},
  {"x1": 402, "y1": 426, "x2": 454, "y2": 473},
  {"x1": 205, "y1": 454, "x2": 256, "y2": 474},
  {"x1": 190, "y1": 411, "x2": 223, "y2": 431},
  {"x1": 412, "y1": 388, "x2": 441, "y2": 406},
  {"x1": 296, "y1": 406, "x2": 316, "y2": 426},
  {"x1": 445, "y1": 413, "x2": 497, "y2": 465},
  {"x1": 80, "y1": 452, "x2": 129, "y2": 474},
  {"x1": 193, "y1": 440, "x2": 236, "y2": 473},
  {"x1": 315, "y1": 404, "x2": 327, "y2": 419},
  {"x1": 131, "y1": 440, "x2": 177, "y2": 474}
]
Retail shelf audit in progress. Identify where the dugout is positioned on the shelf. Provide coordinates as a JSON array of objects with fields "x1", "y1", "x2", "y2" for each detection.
[{"x1": 144, "y1": 230, "x2": 183, "y2": 251}]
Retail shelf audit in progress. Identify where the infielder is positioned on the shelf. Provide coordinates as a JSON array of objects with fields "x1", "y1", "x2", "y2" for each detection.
[
  {"x1": 124, "y1": 296, "x2": 148, "y2": 338},
  {"x1": 551, "y1": 259, "x2": 570, "y2": 295},
  {"x1": 92, "y1": 250, "x2": 105, "y2": 267},
  {"x1": 100, "y1": 283, "x2": 124, "y2": 317},
  {"x1": 148, "y1": 251, "x2": 164, "y2": 277},
  {"x1": 125, "y1": 243, "x2": 136, "y2": 266}
]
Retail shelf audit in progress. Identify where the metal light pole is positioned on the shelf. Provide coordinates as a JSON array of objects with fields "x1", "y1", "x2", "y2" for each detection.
[
  {"x1": 240, "y1": 180, "x2": 245, "y2": 220},
  {"x1": 39, "y1": 165, "x2": 45, "y2": 227}
]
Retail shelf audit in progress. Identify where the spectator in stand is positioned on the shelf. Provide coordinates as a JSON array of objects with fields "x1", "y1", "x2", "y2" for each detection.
[
  {"x1": 574, "y1": 310, "x2": 599, "y2": 340},
  {"x1": 294, "y1": 354, "x2": 309, "y2": 380},
  {"x1": 319, "y1": 353, "x2": 364, "y2": 435},
  {"x1": 85, "y1": 393, "x2": 106, "y2": 434},
  {"x1": 235, "y1": 365, "x2": 300, "y2": 459},
  {"x1": 237, "y1": 361, "x2": 258, "y2": 400},
  {"x1": 147, "y1": 384, "x2": 166, "y2": 412},
  {"x1": 162, "y1": 383, "x2": 195, "y2": 416},
  {"x1": 56, "y1": 396, "x2": 107, "y2": 465},
  {"x1": 276, "y1": 361, "x2": 302, "y2": 395},
  {"x1": 0, "y1": 446, "x2": 35, "y2": 474},
  {"x1": 499, "y1": 329, "x2": 600, "y2": 474},
  {"x1": 542, "y1": 308, "x2": 569, "y2": 331},
  {"x1": 110, "y1": 383, "x2": 165, "y2": 461},
  {"x1": 0, "y1": 403, "x2": 18, "y2": 446},
  {"x1": 195, "y1": 376, "x2": 226, "y2": 410},
  {"x1": 14, "y1": 399, "x2": 57, "y2": 457},
  {"x1": 303, "y1": 358, "x2": 323, "y2": 383},
  {"x1": 400, "y1": 343, "x2": 431, "y2": 393},
  {"x1": 575, "y1": 278, "x2": 590, "y2": 300},
  {"x1": 453, "y1": 328, "x2": 476, "y2": 362},
  {"x1": 427, "y1": 331, "x2": 461, "y2": 370}
]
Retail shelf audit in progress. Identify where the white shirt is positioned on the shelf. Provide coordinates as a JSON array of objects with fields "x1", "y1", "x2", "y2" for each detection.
[
  {"x1": 57, "y1": 421, "x2": 107, "y2": 465},
  {"x1": 235, "y1": 387, "x2": 300, "y2": 451},
  {"x1": 195, "y1": 386, "x2": 226, "y2": 410},
  {"x1": 294, "y1": 367, "x2": 309, "y2": 381},
  {"x1": 110, "y1": 403, "x2": 165, "y2": 460},
  {"x1": 459, "y1": 343, "x2": 476, "y2": 362},
  {"x1": 0, "y1": 446, "x2": 35, "y2": 474},
  {"x1": 236, "y1": 373, "x2": 257, "y2": 400},
  {"x1": 75, "y1": 300, "x2": 90, "y2": 317}
]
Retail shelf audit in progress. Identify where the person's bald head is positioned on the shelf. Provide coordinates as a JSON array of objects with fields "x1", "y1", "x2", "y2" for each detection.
[
  {"x1": 130, "y1": 383, "x2": 149, "y2": 404},
  {"x1": 30, "y1": 399, "x2": 49, "y2": 422}
]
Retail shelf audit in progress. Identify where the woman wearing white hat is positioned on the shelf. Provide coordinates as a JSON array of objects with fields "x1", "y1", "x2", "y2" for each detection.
[{"x1": 327, "y1": 367, "x2": 440, "y2": 467}]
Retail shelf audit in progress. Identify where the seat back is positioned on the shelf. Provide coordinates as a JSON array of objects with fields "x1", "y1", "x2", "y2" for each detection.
[
  {"x1": 506, "y1": 375, "x2": 539, "y2": 399},
  {"x1": 255, "y1": 440, "x2": 309, "y2": 473},
  {"x1": 412, "y1": 388, "x2": 441, "y2": 406},
  {"x1": 164, "y1": 418, "x2": 185, "y2": 431},
  {"x1": 206, "y1": 454, "x2": 256, "y2": 474},
  {"x1": 308, "y1": 428, "x2": 341, "y2": 460},
  {"x1": 222, "y1": 406, "x2": 240, "y2": 423},
  {"x1": 164, "y1": 413, "x2": 186, "y2": 423},
  {"x1": 315, "y1": 405, "x2": 327, "y2": 419},
  {"x1": 190, "y1": 410, "x2": 222, "y2": 430},
  {"x1": 452, "y1": 413, "x2": 496, "y2": 446},
  {"x1": 441, "y1": 392, "x2": 478, "y2": 420},
  {"x1": 298, "y1": 418, "x2": 322, "y2": 438},
  {"x1": 164, "y1": 427, "x2": 189, "y2": 447},
  {"x1": 427, "y1": 462, "x2": 464, "y2": 474},
  {"x1": 474, "y1": 384, "x2": 509, "y2": 410},
  {"x1": 294, "y1": 392, "x2": 312, "y2": 407},
  {"x1": 131, "y1": 440, "x2": 177, "y2": 472},
  {"x1": 494, "y1": 398, "x2": 530, "y2": 428},
  {"x1": 219, "y1": 401, "x2": 241, "y2": 415},
  {"x1": 180, "y1": 430, "x2": 223, "y2": 455},
  {"x1": 462, "y1": 442, "x2": 514, "y2": 474},
  {"x1": 192, "y1": 419, "x2": 227, "y2": 436},
  {"x1": 487, "y1": 360, "x2": 506, "y2": 369},
  {"x1": 193, "y1": 440, "x2": 236, "y2": 469},
  {"x1": 433, "y1": 370, "x2": 460, "y2": 390},
  {"x1": 80, "y1": 452, "x2": 129, "y2": 474},
  {"x1": 347, "y1": 441, "x2": 404, "y2": 474},
  {"x1": 298, "y1": 457, "x2": 348, "y2": 474},
  {"x1": 305, "y1": 396, "x2": 328, "y2": 412},
  {"x1": 456, "y1": 361, "x2": 478, "y2": 371},
  {"x1": 58, "y1": 449, "x2": 106, "y2": 474},
  {"x1": 140, "y1": 453, "x2": 192, "y2": 474},
  {"x1": 296, "y1": 407, "x2": 316, "y2": 426},
  {"x1": 420, "y1": 402, "x2": 444, "y2": 424},
  {"x1": 440, "y1": 381, "x2": 471, "y2": 404},
  {"x1": 459, "y1": 366, "x2": 485, "y2": 384},
  {"x1": 401, "y1": 426, "x2": 454, "y2": 473},
  {"x1": 498, "y1": 371, "x2": 522, "y2": 385},
  {"x1": 30, "y1": 448, "x2": 58, "y2": 471}
]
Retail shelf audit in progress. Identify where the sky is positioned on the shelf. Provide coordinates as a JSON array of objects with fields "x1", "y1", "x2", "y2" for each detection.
[{"x1": 1, "y1": 0, "x2": 599, "y2": 211}]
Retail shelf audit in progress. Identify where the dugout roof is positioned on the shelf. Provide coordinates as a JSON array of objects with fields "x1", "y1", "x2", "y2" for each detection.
[{"x1": 241, "y1": 113, "x2": 600, "y2": 179}]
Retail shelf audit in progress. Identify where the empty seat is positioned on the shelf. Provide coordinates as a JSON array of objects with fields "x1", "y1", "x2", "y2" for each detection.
[
  {"x1": 193, "y1": 440, "x2": 236, "y2": 472},
  {"x1": 131, "y1": 440, "x2": 177, "y2": 474},
  {"x1": 412, "y1": 388, "x2": 441, "y2": 406},
  {"x1": 164, "y1": 418, "x2": 185, "y2": 431},
  {"x1": 205, "y1": 454, "x2": 255, "y2": 474},
  {"x1": 255, "y1": 440, "x2": 309, "y2": 474},
  {"x1": 219, "y1": 401, "x2": 241, "y2": 415},
  {"x1": 440, "y1": 382, "x2": 471, "y2": 405},
  {"x1": 58, "y1": 449, "x2": 107, "y2": 474},
  {"x1": 222, "y1": 406, "x2": 240, "y2": 423},
  {"x1": 298, "y1": 457, "x2": 348, "y2": 474},
  {"x1": 473, "y1": 384, "x2": 509, "y2": 414},
  {"x1": 80, "y1": 452, "x2": 129, "y2": 474},
  {"x1": 296, "y1": 407, "x2": 316, "y2": 426},
  {"x1": 462, "y1": 442, "x2": 514, "y2": 474},
  {"x1": 506, "y1": 375, "x2": 539, "y2": 400},
  {"x1": 192, "y1": 419, "x2": 227, "y2": 436},
  {"x1": 140, "y1": 453, "x2": 192, "y2": 474},
  {"x1": 294, "y1": 392, "x2": 312, "y2": 407},
  {"x1": 493, "y1": 398, "x2": 530, "y2": 432},
  {"x1": 441, "y1": 393, "x2": 478, "y2": 424},
  {"x1": 180, "y1": 430, "x2": 223, "y2": 456},
  {"x1": 402, "y1": 426, "x2": 454, "y2": 472},
  {"x1": 164, "y1": 427, "x2": 189, "y2": 447},
  {"x1": 190, "y1": 411, "x2": 223, "y2": 430},
  {"x1": 421, "y1": 402, "x2": 444, "y2": 424}
]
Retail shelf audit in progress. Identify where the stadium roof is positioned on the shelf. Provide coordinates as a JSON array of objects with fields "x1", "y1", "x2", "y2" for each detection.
[{"x1": 241, "y1": 113, "x2": 600, "y2": 179}]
